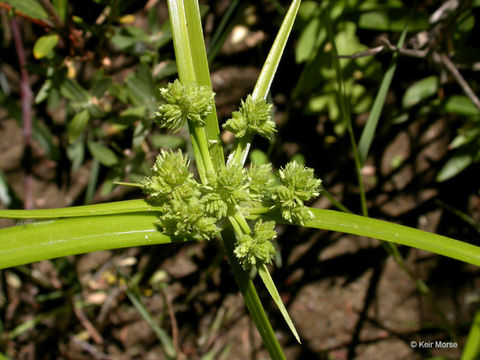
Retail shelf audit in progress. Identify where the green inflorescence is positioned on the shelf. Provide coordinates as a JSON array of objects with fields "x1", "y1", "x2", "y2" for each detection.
[
  {"x1": 234, "y1": 220, "x2": 277, "y2": 270},
  {"x1": 144, "y1": 80, "x2": 322, "y2": 267},
  {"x1": 272, "y1": 162, "x2": 322, "y2": 225},
  {"x1": 153, "y1": 79, "x2": 215, "y2": 131},
  {"x1": 223, "y1": 95, "x2": 276, "y2": 139}
]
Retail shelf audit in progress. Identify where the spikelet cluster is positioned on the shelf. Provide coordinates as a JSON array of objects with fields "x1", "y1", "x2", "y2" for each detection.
[
  {"x1": 154, "y1": 80, "x2": 215, "y2": 131},
  {"x1": 145, "y1": 81, "x2": 322, "y2": 266},
  {"x1": 234, "y1": 220, "x2": 277, "y2": 270},
  {"x1": 142, "y1": 150, "x2": 217, "y2": 241},
  {"x1": 223, "y1": 95, "x2": 276, "y2": 139},
  {"x1": 271, "y1": 161, "x2": 322, "y2": 225}
]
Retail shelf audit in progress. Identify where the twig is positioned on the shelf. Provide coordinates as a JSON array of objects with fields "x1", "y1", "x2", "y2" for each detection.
[
  {"x1": 73, "y1": 303, "x2": 105, "y2": 345},
  {"x1": 163, "y1": 290, "x2": 183, "y2": 358},
  {"x1": 71, "y1": 336, "x2": 111, "y2": 360},
  {"x1": 11, "y1": 17, "x2": 34, "y2": 210},
  {"x1": 335, "y1": 38, "x2": 429, "y2": 60},
  {"x1": 335, "y1": 45, "x2": 385, "y2": 59},
  {"x1": 437, "y1": 52, "x2": 480, "y2": 110}
]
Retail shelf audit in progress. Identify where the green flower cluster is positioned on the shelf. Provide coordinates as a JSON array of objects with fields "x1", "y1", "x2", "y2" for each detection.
[
  {"x1": 272, "y1": 162, "x2": 322, "y2": 225},
  {"x1": 234, "y1": 220, "x2": 277, "y2": 270},
  {"x1": 142, "y1": 149, "x2": 320, "y2": 251},
  {"x1": 153, "y1": 80, "x2": 215, "y2": 131},
  {"x1": 223, "y1": 95, "x2": 276, "y2": 139},
  {"x1": 142, "y1": 150, "x2": 217, "y2": 241},
  {"x1": 144, "y1": 81, "x2": 321, "y2": 266},
  {"x1": 203, "y1": 162, "x2": 250, "y2": 219}
]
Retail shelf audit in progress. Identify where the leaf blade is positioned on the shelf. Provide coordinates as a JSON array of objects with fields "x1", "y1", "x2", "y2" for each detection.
[
  {"x1": 258, "y1": 263, "x2": 301, "y2": 343},
  {"x1": 0, "y1": 199, "x2": 158, "y2": 219},
  {"x1": 0, "y1": 212, "x2": 171, "y2": 270}
]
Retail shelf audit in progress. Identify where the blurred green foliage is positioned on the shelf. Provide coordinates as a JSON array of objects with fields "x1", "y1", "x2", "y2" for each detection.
[
  {"x1": 292, "y1": 0, "x2": 480, "y2": 181},
  {"x1": 0, "y1": 0, "x2": 186, "y2": 202}
]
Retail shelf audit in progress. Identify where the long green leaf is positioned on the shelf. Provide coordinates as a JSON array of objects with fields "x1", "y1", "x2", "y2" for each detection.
[
  {"x1": 253, "y1": 208, "x2": 480, "y2": 267},
  {"x1": 0, "y1": 199, "x2": 157, "y2": 219},
  {"x1": 358, "y1": 26, "x2": 408, "y2": 165},
  {"x1": 230, "y1": 0, "x2": 302, "y2": 165},
  {"x1": 125, "y1": 288, "x2": 176, "y2": 359},
  {"x1": 0, "y1": 213, "x2": 171, "y2": 269},
  {"x1": 462, "y1": 309, "x2": 480, "y2": 360},
  {"x1": 305, "y1": 209, "x2": 480, "y2": 266},
  {"x1": 252, "y1": 0, "x2": 301, "y2": 101},
  {"x1": 258, "y1": 263, "x2": 300, "y2": 343},
  {"x1": 183, "y1": 0, "x2": 224, "y2": 169},
  {"x1": 166, "y1": 0, "x2": 214, "y2": 182}
]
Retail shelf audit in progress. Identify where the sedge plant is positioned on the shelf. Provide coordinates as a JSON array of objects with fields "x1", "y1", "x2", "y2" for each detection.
[{"x1": 1, "y1": 1, "x2": 480, "y2": 359}]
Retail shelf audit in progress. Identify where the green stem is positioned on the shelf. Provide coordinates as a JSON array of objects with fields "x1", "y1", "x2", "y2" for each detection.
[{"x1": 221, "y1": 227, "x2": 287, "y2": 360}]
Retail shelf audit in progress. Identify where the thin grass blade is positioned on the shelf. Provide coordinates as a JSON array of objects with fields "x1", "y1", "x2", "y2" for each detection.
[
  {"x1": 183, "y1": 0, "x2": 224, "y2": 168},
  {"x1": 357, "y1": 26, "x2": 409, "y2": 166},
  {"x1": 230, "y1": 0, "x2": 302, "y2": 165},
  {"x1": 258, "y1": 263, "x2": 301, "y2": 343},
  {"x1": 125, "y1": 286, "x2": 176, "y2": 358},
  {"x1": 461, "y1": 310, "x2": 480, "y2": 360}
]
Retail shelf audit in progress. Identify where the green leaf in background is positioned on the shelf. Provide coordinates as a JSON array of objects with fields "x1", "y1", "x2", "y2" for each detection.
[
  {"x1": 33, "y1": 34, "x2": 59, "y2": 59},
  {"x1": 125, "y1": 286, "x2": 176, "y2": 359},
  {"x1": 402, "y1": 75, "x2": 439, "y2": 108},
  {"x1": 249, "y1": 149, "x2": 269, "y2": 165},
  {"x1": 3, "y1": 0, "x2": 48, "y2": 20},
  {"x1": 461, "y1": 309, "x2": 480, "y2": 360},
  {"x1": 150, "y1": 134, "x2": 185, "y2": 149},
  {"x1": 125, "y1": 64, "x2": 157, "y2": 106},
  {"x1": 443, "y1": 95, "x2": 480, "y2": 117},
  {"x1": 358, "y1": 7, "x2": 429, "y2": 32},
  {"x1": 59, "y1": 77, "x2": 90, "y2": 104},
  {"x1": 436, "y1": 152, "x2": 474, "y2": 182},
  {"x1": 68, "y1": 109, "x2": 90, "y2": 143},
  {"x1": 295, "y1": 14, "x2": 325, "y2": 63},
  {"x1": 33, "y1": 119, "x2": 60, "y2": 161},
  {"x1": 0, "y1": 171, "x2": 11, "y2": 207},
  {"x1": 52, "y1": 0, "x2": 67, "y2": 22},
  {"x1": 35, "y1": 79, "x2": 52, "y2": 104},
  {"x1": 67, "y1": 137, "x2": 85, "y2": 172},
  {"x1": 87, "y1": 141, "x2": 119, "y2": 167}
]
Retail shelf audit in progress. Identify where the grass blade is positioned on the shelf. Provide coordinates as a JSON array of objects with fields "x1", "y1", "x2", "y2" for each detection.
[
  {"x1": 230, "y1": 0, "x2": 302, "y2": 165},
  {"x1": 0, "y1": 199, "x2": 159, "y2": 218},
  {"x1": 0, "y1": 212, "x2": 171, "y2": 269},
  {"x1": 166, "y1": 0, "x2": 214, "y2": 181},
  {"x1": 461, "y1": 309, "x2": 480, "y2": 360},
  {"x1": 252, "y1": 0, "x2": 301, "y2": 101},
  {"x1": 357, "y1": 23, "x2": 409, "y2": 166},
  {"x1": 255, "y1": 207, "x2": 480, "y2": 267},
  {"x1": 183, "y1": 0, "x2": 224, "y2": 169},
  {"x1": 258, "y1": 263, "x2": 300, "y2": 343},
  {"x1": 124, "y1": 284, "x2": 176, "y2": 358}
]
